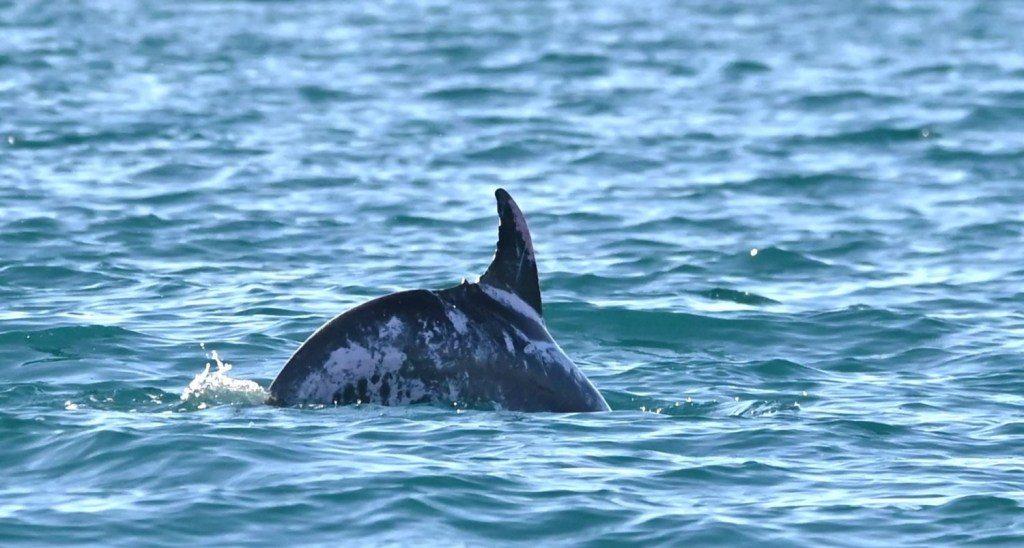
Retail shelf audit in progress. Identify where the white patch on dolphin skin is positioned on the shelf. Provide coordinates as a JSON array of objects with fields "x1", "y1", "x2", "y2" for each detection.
[
  {"x1": 480, "y1": 284, "x2": 543, "y2": 324},
  {"x1": 502, "y1": 332, "x2": 514, "y2": 353},
  {"x1": 445, "y1": 305, "x2": 469, "y2": 334},
  {"x1": 294, "y1": 337, "x2": 413, "y2": 405},
  {"x1": 417, "y1": 316, "x2": 460, "y2": 370},
  {"x1": 378, "y1": 316, "x2": 406, "y2": 340},
  {"x1": 524, "y1": 342, "x2": 561, "y2": 374},
  {"x1": 291, "y1": 369, "x2": 335, "y2": 404}
]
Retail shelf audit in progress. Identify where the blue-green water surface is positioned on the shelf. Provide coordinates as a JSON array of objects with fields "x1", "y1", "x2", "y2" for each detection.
[{"x1": 3, "y1": 1, "x2": 1024, "y2": 545}]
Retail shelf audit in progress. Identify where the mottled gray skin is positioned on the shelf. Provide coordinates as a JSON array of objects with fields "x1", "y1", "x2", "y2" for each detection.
[{"x1": 266, "y1": 189, "x2": 609, "y2": 412}]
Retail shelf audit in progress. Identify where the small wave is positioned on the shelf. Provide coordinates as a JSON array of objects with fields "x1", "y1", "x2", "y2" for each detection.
[
  {"x1": 722, "y1": 59, "x2": 771, "y2": 77},
  {"x1": 604, "y1": 392, "x2": 719, "y2": 416},
  {"x1": 422, "y1": 85, "x2": 528, "y2": 104},
  {"x1": 180, "y1": 350, "x2": 267, "y2": 409},
  {"x1": 568, "y1": 151, "x2": 661, "y2": 173},
  {"x1": 0, "y1": 324, "x2": 142, "y2": 358},
  {"x1": 297, "y1": 84, "x2": 360, "y2": 104},
  {"x1": 462, "y1": 142, "x2": 536, "y2": 163},
  {"x1": 737, "y1": 246, "x2": 832, "y2": 274},
  {"x1": 701, "y1": 287, "x2": 779, "y2": 305},
  {"x1": 607, "y1": 392, "x2": 801, "y2": 418},
  {"x1": 725, "y1": 399, "x2": 802, "y2": 418},
  {"x1": 784, "y1": 126, "x2": 931, "y2": 146},
  {"x1": 931, "y1": 494, "x2": 1021, "y2": 518},
  {"x1": 953, "y1": 104, "x2": 1024, "y2": 131}
]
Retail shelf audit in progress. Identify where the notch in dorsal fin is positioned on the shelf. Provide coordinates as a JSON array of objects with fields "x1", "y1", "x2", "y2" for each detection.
[{"x1": 479, "y1": 188, "x2": 543, "y2": 316}]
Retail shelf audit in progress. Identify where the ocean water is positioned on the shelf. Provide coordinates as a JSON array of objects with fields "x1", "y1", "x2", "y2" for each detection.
[{"x1": 2, "y1": 0, "x2": 1024, "y2": 545}]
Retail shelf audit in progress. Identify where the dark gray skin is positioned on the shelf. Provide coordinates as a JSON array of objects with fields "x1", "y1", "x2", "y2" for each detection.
[{"x1": 266, "y1": 189, "x2": 609, "y2": 412}]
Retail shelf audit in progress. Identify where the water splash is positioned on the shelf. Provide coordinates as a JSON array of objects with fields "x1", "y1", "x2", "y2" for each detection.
[{"x1": 180, "y1": 349, "x2": 267, "y2": 408}]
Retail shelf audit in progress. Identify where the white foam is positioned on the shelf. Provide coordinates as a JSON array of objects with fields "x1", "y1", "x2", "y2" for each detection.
[{"x1": 180, "y1": 350, "x2": 266, "y2": 406}]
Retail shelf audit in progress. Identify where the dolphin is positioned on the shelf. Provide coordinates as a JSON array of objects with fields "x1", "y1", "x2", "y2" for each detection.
[{"x1": 266, "y1": 189, "x2": 609, "y2": 412}]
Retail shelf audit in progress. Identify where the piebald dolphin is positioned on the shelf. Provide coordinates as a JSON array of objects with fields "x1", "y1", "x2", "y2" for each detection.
[{"x1": 266, "y1": 189, "x2": 609, "y2": 412}]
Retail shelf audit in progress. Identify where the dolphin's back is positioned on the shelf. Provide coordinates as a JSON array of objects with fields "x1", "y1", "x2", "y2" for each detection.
[
  {"x1": 267, "y1": 289, "x2": 446, "y2": 407},
  {"x1": 266, "y1": 284, "x2": 608, "y2": 412},
  {"x1": 266, "y1": 189, "x2": 609, "y2": 412}
]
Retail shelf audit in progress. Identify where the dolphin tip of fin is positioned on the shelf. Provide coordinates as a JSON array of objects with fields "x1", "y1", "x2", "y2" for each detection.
[
  {"x1": 494, "y1": 188, "x2": 513, "y2": 209},
  {"x1": 480, "y1": 187, "x2": 543, "y2": 316},
  {"x1": 493, "y1": 188, "x2": 525, "y2": 228}
]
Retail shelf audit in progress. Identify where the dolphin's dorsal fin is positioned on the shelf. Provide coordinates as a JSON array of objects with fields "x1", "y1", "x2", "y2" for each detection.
[{"x1": 480, "y1": 189, "x2": 543, "y2": 316}]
